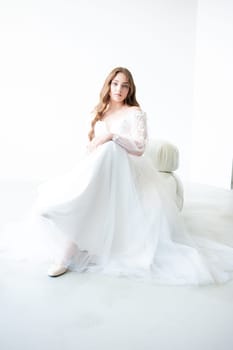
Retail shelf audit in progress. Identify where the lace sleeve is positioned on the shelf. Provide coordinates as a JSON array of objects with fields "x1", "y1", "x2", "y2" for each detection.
[{"x1": 112, "y1": 109, "x2": 147, "y2": 156}]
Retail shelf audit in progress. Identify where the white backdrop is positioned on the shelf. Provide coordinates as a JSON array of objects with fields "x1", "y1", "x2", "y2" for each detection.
[
  {"x1": 191, "y1": 0, "x2": 233, "y2": 189},
  {"x1": 0, "y1": 0, "x2": 232, "y2": 188}
]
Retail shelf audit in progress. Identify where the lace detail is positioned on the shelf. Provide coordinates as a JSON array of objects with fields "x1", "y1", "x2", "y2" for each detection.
[
  {"x1": 131, "y1": 109, "x2": 147, "y2": 152},
  {"x1": 112, "y1": 109, "x2": 147, "y2": 156}
]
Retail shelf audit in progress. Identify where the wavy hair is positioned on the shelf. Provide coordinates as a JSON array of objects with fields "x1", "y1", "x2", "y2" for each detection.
[{"x1": 88, "y1": 67, "x2": 140, "y2": 141}]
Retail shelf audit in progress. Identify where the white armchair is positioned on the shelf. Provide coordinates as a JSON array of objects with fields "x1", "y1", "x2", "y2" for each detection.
[{"x1": 146, "y1": 139, "x2": 184, "y2": 211}]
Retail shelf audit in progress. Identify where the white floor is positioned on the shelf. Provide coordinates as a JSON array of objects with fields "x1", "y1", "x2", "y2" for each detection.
[{"x1": 1, "y1": 181, "x2": 233, "y2": 350}]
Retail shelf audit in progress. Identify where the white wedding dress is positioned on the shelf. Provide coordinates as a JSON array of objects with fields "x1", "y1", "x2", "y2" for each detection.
[{"x1": 1, "y1": 108, "x2": 233, "y2": 285}]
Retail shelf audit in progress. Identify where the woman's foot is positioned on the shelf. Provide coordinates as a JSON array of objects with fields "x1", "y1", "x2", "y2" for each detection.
[
  {"x1": 47, "y1": 263, "x2": 68, "y2": 277},
  {"x1": 48, "y1": 241, "x2": 78, "y2": 277}
]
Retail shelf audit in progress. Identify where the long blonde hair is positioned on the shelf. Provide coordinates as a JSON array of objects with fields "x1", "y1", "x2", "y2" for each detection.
[{"x1": 88, "y1": 67, "x2": 140, "y2": 141}]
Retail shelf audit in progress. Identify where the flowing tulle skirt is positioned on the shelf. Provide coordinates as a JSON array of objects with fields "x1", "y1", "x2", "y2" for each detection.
[{"x1": 1, "y1": 141, "x2": 233, "y2": 285}]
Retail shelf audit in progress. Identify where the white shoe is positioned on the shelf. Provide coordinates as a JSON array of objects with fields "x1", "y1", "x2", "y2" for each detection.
[{"x1": 47, "y1": 264, "x2": 68, "y2": 277}]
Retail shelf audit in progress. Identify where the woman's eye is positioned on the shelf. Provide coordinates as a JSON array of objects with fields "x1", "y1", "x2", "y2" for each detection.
[{"x1": 111, "y1": 82, "x2": 129, "y2": 89}]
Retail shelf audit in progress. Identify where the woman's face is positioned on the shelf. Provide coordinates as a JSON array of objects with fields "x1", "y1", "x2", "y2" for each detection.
[{"x1": 109, "y1": 72, "x2": 130, "y2": 104}]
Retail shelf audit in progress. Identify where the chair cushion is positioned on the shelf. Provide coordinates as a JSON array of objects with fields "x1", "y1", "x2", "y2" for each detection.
[{"x1": 146, "y1": 139, "x2": 179, "y2": 172}]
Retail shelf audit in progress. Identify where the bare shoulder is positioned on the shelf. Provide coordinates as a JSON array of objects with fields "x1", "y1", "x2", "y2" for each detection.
[
  {"x1": 126, "y1": 106, "x2": 144, "y2": 115},
  {"x1": 127, "y1": 106, "x2": 146, "y2": 118},
  {"x1": 128, "y1": 106, "x2": 142, "y2": 112}
]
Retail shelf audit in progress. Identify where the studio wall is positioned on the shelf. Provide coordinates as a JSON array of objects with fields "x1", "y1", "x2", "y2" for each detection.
[{"x1": 2, "y1": 0, "x2": 232, "y2": 190}]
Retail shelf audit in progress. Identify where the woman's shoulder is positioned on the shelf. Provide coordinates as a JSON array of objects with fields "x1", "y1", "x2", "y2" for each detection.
[
  {"x1": 127, "y1": 106, "x2": 142, "y2": 112},
  {"x1": 126, "y1": 106, "x2": 146, "y2": 119}
]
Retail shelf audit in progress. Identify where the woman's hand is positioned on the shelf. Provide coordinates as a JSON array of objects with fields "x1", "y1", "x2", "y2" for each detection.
[{"x1": 87, "y1": 133, "x2": 113, "y2": 152}]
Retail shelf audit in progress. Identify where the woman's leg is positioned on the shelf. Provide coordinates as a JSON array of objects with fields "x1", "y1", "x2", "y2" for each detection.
[{"x1": 48, "y1": 240, "x2": 78, "y2": 277}]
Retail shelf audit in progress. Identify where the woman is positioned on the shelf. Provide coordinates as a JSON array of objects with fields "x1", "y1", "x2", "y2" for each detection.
[{"x1": 35, "y1": 67, "x2": 233, "y2": 284}]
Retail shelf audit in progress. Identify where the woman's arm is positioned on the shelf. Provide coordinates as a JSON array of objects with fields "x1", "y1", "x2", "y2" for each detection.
[
  {"x1": 112, "y1": 110, "x2": 147, "y2": 156},
  {"x1": 87, "y1": 133, "x2": 113, "y2": 152}
]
